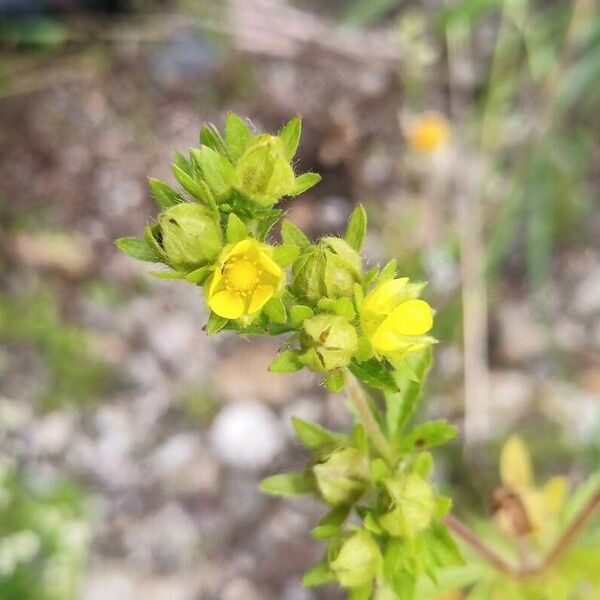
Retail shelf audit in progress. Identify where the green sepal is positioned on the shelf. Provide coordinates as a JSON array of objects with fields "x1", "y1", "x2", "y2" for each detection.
[
  {"x1": 411, "y1": 451, "x2": 433, "y2": 478},
  {"x1": 264, "y1": 297, "x2": 287, "y2": 324},
  {"x1": 291, "y1": 416, "x2": 345, "y2": 450},
  {"x1": 302, "y1": 561, "x2": 335, "y2": 587},
  {"x1": 317, "y1": 297, "x2": 356, "y2": 320},
  {"x1": 224, "y1": 112, "x2": 253, "y2": 160},
  {"x1": 363, "y1": 266, "x2": 379, "y2": 287},
  {"x1": 281, "y1": 219, "x2": 311, "y2": 249},
  {"x1": 324, "y1": 369, "x2": 345, "y2": 392},
  {"x1": 345, "y1": 204, "x2": 367, "y2": 251},
  {"x1": 272, "y1": 243, "x2": 300, "y2": 267},
  {"x1": 434, "y1": 496, "x2": 453, "y2": 519},
  {"x1": 205, "y1": 312, "x2": 228, "y2": 335},
  {"x1": 173, "y1": 164, "x2": 209, "y2": 203},
  {"x1": 149, "y1": 270, "x2": 186, "y2": 279},
  {"x1": 174, "y1": 150, "x2": 192, "y2": 175},
  {"x1": 185, "y1": 265, "x2": 213, "y2": 284},
  {"x1": 290, "y1": 172, "x2": 321, "y2": 196},
  {"x1": 290, "y1": 304, "x2": 314, "y2": 326},
  {"x1": 348, "y1": 359, "x2": 399, "y2": 392},
  {"x1": 144, "y1": 224, "x2": 167, "y2": 260},
  {"x1": 200, "y1": 122, "x2": 229, "y2": 158},
  {"x1": 349, "y1": 585, "x2": 372, "y2": 600},
  {"x1": 370, "y1": 458, "x2": 391, "y2": 484},
  {"x1": 148, "y1": 177, "x2": 181, "y2": 209},
  {"x1": 226, "y1": 213, "x2": 247, "y2": 243},
  {"x1": 256, "y1": 208, "x2": 284, "y2": 240},
  {"x1": 311, "y1": 505, "x2": 351, "y2": 540},
  {"x1": 355, "y1": 336, "x2": 374, "y2": 363},
  {"x1": 378, "y1": 259, "x2": 397, "y2": 284},
  {"x1": 269, "y1": 349, "x2": 303, "y2": 373},
  {"x1": 116, "y1": 237, "x2": 161, "y2": 262},
  {"x1": 353, "y1": 283, "x2": 364, "y2": 309},
  {"x1": 278, "y1": 115, "x2": 301, "y2": 161},
  {"x1": 260, "y1": 471, "x2": 315, "y2": 497},
  {"x1": 363, "y1": 511, "x2": 384, "y2": 535},
  {"x1": 190, "y1": 146, "x2": 235, "y2": 200}
]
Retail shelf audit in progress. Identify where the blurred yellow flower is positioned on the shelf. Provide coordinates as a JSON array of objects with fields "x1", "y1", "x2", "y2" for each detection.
[
  {"x1": 361, "y1": 278, "x2": 435, "y2": 357},
  {"x1": 206, "y1": 239, "x2": 283, "y2": 320},
  {"x1": 406, "y1": 112, "x2": 451, "y2": 153},
  {"x1": 497, "y1": 435, "x2": 568, "y2": 534}
]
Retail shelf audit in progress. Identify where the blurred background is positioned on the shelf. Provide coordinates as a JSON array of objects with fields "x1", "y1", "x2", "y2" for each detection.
[{"x1": 0, "y1": 0, "x2": 599, "y2": 598}]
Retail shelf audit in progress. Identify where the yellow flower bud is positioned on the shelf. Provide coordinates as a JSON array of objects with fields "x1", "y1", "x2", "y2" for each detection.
[
  {"x1": 405, "y1": 112, "x2": 451, "y2": 154},
  {"x1": 205, "y1": 239, "x2": 284, "y2": 320}
]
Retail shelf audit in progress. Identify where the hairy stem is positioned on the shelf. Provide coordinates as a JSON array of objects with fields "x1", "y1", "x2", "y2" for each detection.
[{"x1": 345, "y1": 373, "x2": 397, "y2": 465}]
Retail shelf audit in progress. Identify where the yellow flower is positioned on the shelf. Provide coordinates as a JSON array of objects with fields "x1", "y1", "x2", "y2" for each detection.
[
  {"x1": 497, "y1": 435, "x2": 568, "y2": 535},
  {"x1": 206, "y1": 239, "x2": 283, "y2": 320},
  {"x1": 361, "y1": 278, "x2": 435, "y2": 357},
  {"x1": 405, "y1": 112, "x2": 451, "y2": 153}
]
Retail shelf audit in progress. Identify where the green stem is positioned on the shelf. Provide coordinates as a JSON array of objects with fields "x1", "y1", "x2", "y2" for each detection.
[{"x1": 345, "y1": 372, "x2": 397, "y2": 465}]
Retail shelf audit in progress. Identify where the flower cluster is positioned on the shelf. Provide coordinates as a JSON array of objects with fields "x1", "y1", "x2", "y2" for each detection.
[{"x1": 117, "y1": 114, "x2": 457, "y2": 599}]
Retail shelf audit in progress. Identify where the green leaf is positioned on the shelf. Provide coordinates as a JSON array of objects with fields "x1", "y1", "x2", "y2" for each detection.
[
  {"x1": 226, "y1": 213, "x2": 247, "y2": 243},
  {"x1": 434, "y1": 496, "x2": 453, "y2": 519},
  {"x1": 411, "y1": 451, "x2": 433, "y2": 477},
  {"x1": 345, "y1": 204, "x2": 367, "y2": 251},
  {"x1": 378, "y1": 259, "x2": 397, "y2": 284},
  {"x1": 174, "y1": 150, "x2": 192, "y2": 175},
  {"x1": 173, "y1": 164, "x2": 209, "y2": 203},
  {"x1": 370, "y1": 457, "x2": 391, "y2": 484},
  {"x1": 291, "y1": 416, "x2": 344, "y2": 450},
  {"x1": 349, "y1": 585, "x2": 372, "y2": 600},
  {"x1": 281, "y1": 219, "x2": 311, "y2": 249},
  {"x1": 324, "y1": 369, "x2": 345, "y2": 392},
  {"x1": 147, "y1": 178, "x2": 181, "y2": 209},
  {"x1": 190, "y1": 146, "x2": 234, "y2": 200},
  {"x1": 348, "y1": 359, "x2": 399, "y2": 392},
  {"x1": 385, "y1": 347, "x2": 432, "y2": 438},
  {"x1": 272, "y1": 243, "x2": 300, "y2": 267},
  {"x1": 224, "y1": 112, "x2": 253, "y2": 160},
  {"x1": 317, "y1": 297, "x2": 356, "y2": 320},
  {"x1": 260, "y1": 471, "x2": 315, "y2": 497},
  {"x1": 115, "y1": 237, "x2": 161, "y2": 262},
  {"x1": 205, "y1": 312, "x2": 228, "y2": 335},
  {"x1": 402, "y1": 420, "x2": 458, "y2": 451},
  {"x1": 200, "y1": 123, "x2": 229, "y2": 157},
  {"x1": 264, "y1": 297, "x2": 287, "y2": 324},
  {"x1": 290, "y1": 172, "x2": 321, "y2": 196},
  {"x1": 185, "y1": 265, "x2": 213, "y2": 284},
  {"x1": 149, "y1": 270, "x2": 185, "y2": 279},
  {"x1": 311, "y1": 505, "x2": 350, "y2": 539},
  {"x1": 278, "y1": 115, "x2": 302, "y2": 161},
  {"x1": 290, "y1": 304, "x2": 314, "y2": 326},
  {"x1": 302, "y1": 561, "x2": 335, "y2": 587},
  {"x1": 269, "y1": 349, "x2": 303, "y2": 373},
  {"x1": 256, "y1": 208, "x2": 284, "y2": 241}
]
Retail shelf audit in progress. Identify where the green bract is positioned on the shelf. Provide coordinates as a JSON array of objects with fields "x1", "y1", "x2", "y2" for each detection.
[
  {"x1": 329, "y1": 529, "x2": 382, "y2": 589},
  {"x1": 313, "y1": 447, "x2": 369, "y2": 506}
]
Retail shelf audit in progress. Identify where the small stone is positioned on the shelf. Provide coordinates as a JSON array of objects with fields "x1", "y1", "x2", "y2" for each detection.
[
  {"x1": 222, "y1": 577, "x2": 264, "y2": 600},
  {"x1": 209, "y1": 402, "x2": 285, "y2": 470},
  {"x1": 489, "y1": 371, "x2": 536, "y2": 431},
  {"x1": 29, "y1": 411, "x2": 76, "y2": 456},
  {"x1": 554, "y1": 319, "x2": 587, "y2": 353},
  {"x1": 496, "y1": 302, "x2": 546, "y2": 362},
  {"x1": 572, "y1": 265, "x2": 600, "y2": 317}
]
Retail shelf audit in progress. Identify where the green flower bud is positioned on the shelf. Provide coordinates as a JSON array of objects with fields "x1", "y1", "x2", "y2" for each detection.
[
  {"x1": 378, "y1": 474, "x2": 435, "y2": 538},
  {"x1": 313, "y1": 447, "x2": 369, "y2": 506},
  {"x1": 291, "y1": 237, "x2": 362, "y2": 304},
  {"x1": 329, "y1": 529, "x2": 382, "y2": 589},
  {"x1": 156, "y1": 203, "x2": 222, "y2": 272},
  {"x1": 299, "y1": 315, "x2": 358, "y2": 372},
  {"x1": 235, "y1": 135, "x2": 295, "y2": 207}
]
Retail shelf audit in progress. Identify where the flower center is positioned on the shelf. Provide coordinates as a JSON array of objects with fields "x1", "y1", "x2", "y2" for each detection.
[{"x1": 223, "y1": 255, "x2": 261, "y2": 294}]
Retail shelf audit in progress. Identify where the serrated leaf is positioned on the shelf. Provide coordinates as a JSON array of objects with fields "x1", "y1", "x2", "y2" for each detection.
[
  {"x1": 291, "y1": 416, "x2": 344, "y2": 450},
  {"x1": 272, "y1": 243, "x2": 300, "y2": 267},
  {"x1": 302, "y1": 561, "x2": 335, "y2": 587},
  {"x1": 115, "y1": 237, "x2": 161, "y2": 262},
  {"x1": 385, "y1": 347, "x2": 432, "y2": 438},
  {"x1": 264, "y1": 297, "x2": 287, "y2": 323},
  {"x1": 278, "y1": 115, "x2": 301, "y2": 161},
  {"x1": 290, "y1": 304, "x2": 314, "y2": 326},
  {"x1": 345, "y1": 204, "x2": 367, "y2": 251},
  {"x1": 290, "y1": 172, "x2": 321, "y2": 196},
  {"x1": 348, "y1": 359, "x2": 399, "y2": 392},
  {"x1": 402, "y1": 421, "x2": 458, "y2": 451},
  {"x1": 256, "y1": 208, "x2": 284, "y2": 241},
  {"x1": 147, "y1": 177, "x2": 181, "y2": 209},
  {"x1": 260, "y1": 471, "x2": 314, "y2": 497},
  {"x1": 269, "y1": 349, "x2": 303, "y2": 373},
  {"x1": 226, "y1": 213, "x2": 247, "y2": 244},
  {"x1": 225, "y1": 112, "x2": 253, "y2": 160},
  {"x1": 205, "y1": 312, "x2": 228, "y2": 335},
  {"x1": 324, "y1": 369, "x2": 345, "y2": 392},
  {"x1": 281, "y1": 219, "x2": 311, "y2": 249}
]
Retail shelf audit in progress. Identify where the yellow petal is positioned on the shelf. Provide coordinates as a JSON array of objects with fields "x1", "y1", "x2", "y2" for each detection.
[
  {"x1": 543, "y1": 476, "x2": 568, "y2": 514},
  {"x1": 224, "y1": 238, "x2": 254, "y2": 261},
  {"x1": 248, "y1": 284, "x2": 274, "y2": 314},
  {"x1": 207, "y1": 267, "x2": 224, "y2": 297},
  {"x1": 209, "y1": 289, "x2": 245, "y2": 319},
  {"x1": 386, "y1": 299, "x2": 433, "y2": 336},
  {"x1": 257, "y1": 250, "x2": 282, "y2": 278},
  {"x1": 371, "y1": 328, "x2": 403, "y2": 353},
  {"x1": 363, "y1": 278, "x2": 409, "y2": 314},
  {"x1": 500, "y1": 436, "x2": 532, "y2": 489}
]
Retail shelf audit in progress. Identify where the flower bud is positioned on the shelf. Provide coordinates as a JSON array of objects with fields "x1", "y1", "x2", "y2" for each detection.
[
  {"x1": 299, "y1": 315, "x2": 358, "y2": 372},
  {"x1": 291, "y1": 237, "x2": 362, "y2": 304},
  {"x1": 329, "y1": 529, "x2": 382, "y2": 588},
  {"x1": 156, "y1": 203, "x2": 222, "y2": 272},
  {"x1": 313, "y1": 447, "x2": 369, "y2": 506},
  {"x1": 235, "y1": 135, "x2": 295, "y2": 207}
]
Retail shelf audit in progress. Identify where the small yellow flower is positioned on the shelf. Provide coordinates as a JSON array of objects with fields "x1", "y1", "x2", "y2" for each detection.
[
  {"x1": 405, "y1": 112, "x2": 451, "y2": 153},
  {"x1": 206, "y1": 239, "x2": 283, "y2": 320},
  {"x1": 361, "y1": 278, "x2": 434, "y2": 357}
]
